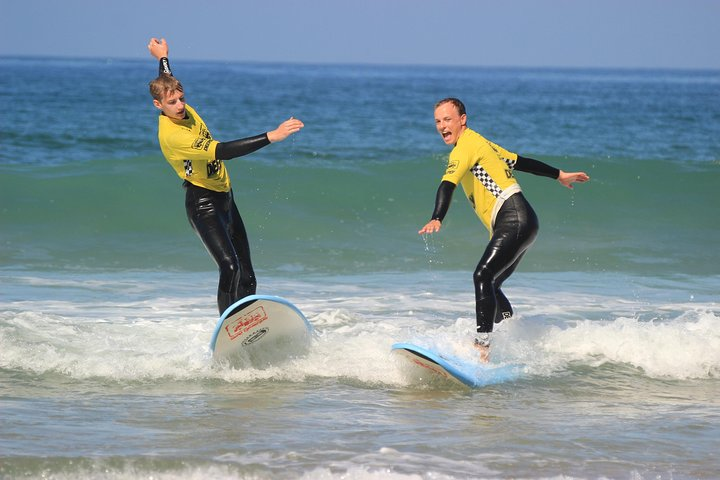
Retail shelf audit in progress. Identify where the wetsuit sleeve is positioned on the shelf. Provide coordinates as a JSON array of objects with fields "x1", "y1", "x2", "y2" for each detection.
[
  {"x1": 215, "y1": 134, "x2": 271, "y2": 160},
  {"x1": 430, "y1": 180, "x2": 456, "y2": 222},
  {"x1": 514, "y1": 155, "x2": 560, "y2": 179},
  {"x1": 159, "y1": 57, "x2": 172, "y2": 76}
]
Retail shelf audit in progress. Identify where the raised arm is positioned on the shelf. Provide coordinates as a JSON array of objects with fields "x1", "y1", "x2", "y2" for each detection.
[
  {"x1": 148, "y1": 37, "x2": 172, "y2": 75},
  {"x1": 147, "y1": 37, "x2": 304, "y2": 159}
]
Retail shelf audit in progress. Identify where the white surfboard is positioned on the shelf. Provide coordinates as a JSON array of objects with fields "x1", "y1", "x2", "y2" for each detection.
[
  {"x1": 392, "y1": 342, "x2": 522, "y2": 388},
  {"x1": 210, "y1": 295, "x2": 313, "y2": 367}
]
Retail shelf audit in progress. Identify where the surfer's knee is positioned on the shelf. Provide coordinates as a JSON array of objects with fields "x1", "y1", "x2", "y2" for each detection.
[
  {"x1": 217, "y1": 254, "x2": 241, "y2": 287},
  {"x1": 220, "y1": 256, "x2": 239, "y2": 273},
  {"x1": 473, "y1": 265, "x2": 495, "y2": 293}
]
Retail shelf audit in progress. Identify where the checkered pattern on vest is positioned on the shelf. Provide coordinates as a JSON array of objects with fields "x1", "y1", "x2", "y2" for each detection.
[{"x1": 471, "y1": 164, "x2": 503, "y2": 198}]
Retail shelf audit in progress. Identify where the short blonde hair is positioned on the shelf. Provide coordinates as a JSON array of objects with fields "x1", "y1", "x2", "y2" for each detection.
[{"x1": 149, "y1": 75, "x2": 183, "y2": 102}]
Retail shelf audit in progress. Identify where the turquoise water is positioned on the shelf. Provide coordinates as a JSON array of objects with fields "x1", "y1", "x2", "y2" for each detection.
[
  {"x1": 2, "y1": 59, "x2": 719, "y2": 276},
  {"x1": 1, "y1": 57, "x2": 719, "y2": 479}
]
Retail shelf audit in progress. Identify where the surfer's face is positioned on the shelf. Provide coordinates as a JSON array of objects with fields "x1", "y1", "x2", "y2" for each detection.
[
  {"x1": 434, "y1": 102, "x2": 467, "y2": 146},
  {"x1": 154, "y1": 89, "x2": 186, "y2": 120}
]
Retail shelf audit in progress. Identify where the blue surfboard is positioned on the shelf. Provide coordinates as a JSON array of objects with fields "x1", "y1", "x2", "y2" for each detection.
[
  {"x1": 210, "y1": 295, "x2": 313, "y2": 367},
  {"x1": 391, "y1": 342, "x2": 522, "y2": 388}
]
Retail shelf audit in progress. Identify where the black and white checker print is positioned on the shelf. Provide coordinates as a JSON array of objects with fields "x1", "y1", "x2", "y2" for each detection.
[
  {"x1": 471, "y1": 164, "x2": 503, "y2": 198},
  {"x1": 184, "y1": 159, "x2": 193, "y2": 177}
]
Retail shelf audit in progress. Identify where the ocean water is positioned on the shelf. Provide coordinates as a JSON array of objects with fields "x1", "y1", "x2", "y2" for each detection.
[{"x1": 1, "y1": 57, "x2": 719, "y2": 479}]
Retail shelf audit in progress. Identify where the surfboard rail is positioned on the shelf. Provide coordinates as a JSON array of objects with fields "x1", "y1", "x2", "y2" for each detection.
[{"x1": 392, "y1": 342, "x2": 522, "y2": 388}]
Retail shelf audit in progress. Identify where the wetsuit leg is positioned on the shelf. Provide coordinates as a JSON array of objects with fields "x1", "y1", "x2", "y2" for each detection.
[
  {"x1": 473, "y1": 193, "x2": 538, "y2": 334},
  {"x1": 493, "y1": 253, "x2": 525, "y2": 323},
  {"x1": 184, "y1": 183, "x2": 255, "y2": 315},
  {"x1": 494, "y1": 287, "x2": 513, "y2": 324},
  {"x1": 227, "y1": 190, "x2": 257, "y2": 300}
]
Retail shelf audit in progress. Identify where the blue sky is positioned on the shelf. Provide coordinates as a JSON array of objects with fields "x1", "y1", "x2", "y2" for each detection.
[{"x1": 1, "y1": 0, "x2": 718, "y2": 69}]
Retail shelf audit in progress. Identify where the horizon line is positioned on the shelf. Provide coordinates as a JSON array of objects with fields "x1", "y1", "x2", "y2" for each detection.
[{"x1": 2, "y1": 53, "x2": 719, "y2": 73}]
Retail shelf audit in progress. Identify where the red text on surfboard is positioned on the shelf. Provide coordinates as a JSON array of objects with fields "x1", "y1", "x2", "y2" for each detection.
[{"x1": 225, "y1": 306, "x2": 269, "y2": 340}]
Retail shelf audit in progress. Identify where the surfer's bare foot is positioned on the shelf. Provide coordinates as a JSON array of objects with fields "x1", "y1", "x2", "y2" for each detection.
[
  {"x1": 473, "y1": 343, "x2": 490, "y2": 363},
  {"x1": 474, "y1": 334, "x2": 491, "y2": 363}
]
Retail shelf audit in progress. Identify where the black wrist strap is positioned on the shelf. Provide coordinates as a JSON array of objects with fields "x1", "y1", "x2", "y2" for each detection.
[{"x1": 159, "y1": 57, "x2": 172, "y2": 76}]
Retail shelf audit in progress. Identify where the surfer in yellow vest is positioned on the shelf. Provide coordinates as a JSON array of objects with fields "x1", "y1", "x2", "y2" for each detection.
[
  {"x1": 147, "y1": 38, "x2": 304, "y2": 315},
  {"x1": 419, "y1": 98, "x2": 589, "y2": 362}
]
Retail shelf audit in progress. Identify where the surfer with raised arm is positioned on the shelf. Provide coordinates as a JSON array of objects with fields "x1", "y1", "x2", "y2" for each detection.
[
  {"x1": 419, "y1": 98, "x2": 589, "y2": 362},
  {"x1": 147, "y1": 37, "x2": 304, "y2": 315}
]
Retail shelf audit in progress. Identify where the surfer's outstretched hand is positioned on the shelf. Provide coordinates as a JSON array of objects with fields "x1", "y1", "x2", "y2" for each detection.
[
  {"x1": 268, "y1": 117, "x2": 304, "y2": 143},
  {"x1": 418, "y1": 219, "x2": 442, "y2": 235},
  {"x1": 557, "y1": 170, "x2": 590, "y2": 189}
]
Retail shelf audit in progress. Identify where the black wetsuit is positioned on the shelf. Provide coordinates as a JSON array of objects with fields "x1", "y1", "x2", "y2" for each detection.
[
  {"x1": 473, "y1": 192, "x2": 538, "y2": 332},
  {"x1": 156, "y1": 58, "x2": 271, "y2": 314},
  {"x1": 431, "y1": 156, "x2": 555, "y2": 334},
  {"x1": 183, "y1": 182, "x2": 258, "y2": 314}
]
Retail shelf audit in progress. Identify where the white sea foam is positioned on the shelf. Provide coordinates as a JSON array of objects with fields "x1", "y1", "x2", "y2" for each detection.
[
  {"x1": 0, "y1": 462, "x2": 592, "y2": 480},
  {"x1": 540, "y1": 310, "x2": 720, "y2": 379},
  {"x1": 2, "y1": 271, "x2": 717, "y2": 386}
]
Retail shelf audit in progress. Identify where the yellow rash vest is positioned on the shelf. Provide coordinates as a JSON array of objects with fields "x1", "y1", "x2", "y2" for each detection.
[
  {"x1": 441, "y1": 128, "x2": 522, "y2": 233},
  {"x1": 157, "y1": 104, "x2": 229, "y2": 192}
]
